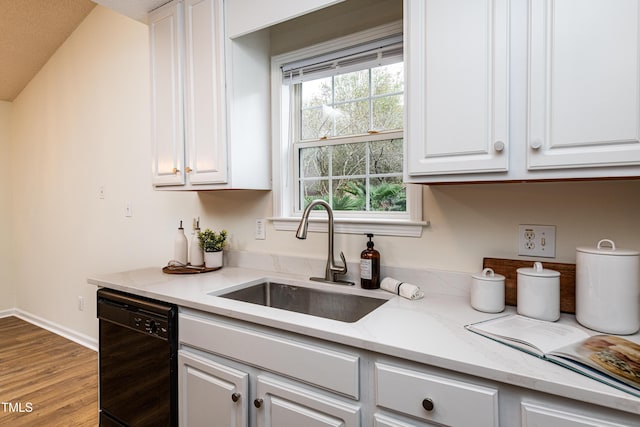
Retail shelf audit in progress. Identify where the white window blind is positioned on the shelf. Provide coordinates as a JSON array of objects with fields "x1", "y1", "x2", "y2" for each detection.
[{"x1": 281, "y1": 34, "x2": 403, "y2": 85}]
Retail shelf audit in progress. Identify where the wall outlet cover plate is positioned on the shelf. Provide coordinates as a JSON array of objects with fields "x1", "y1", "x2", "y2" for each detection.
[{"x1": 518, "y1": 224, "x2": 556, "y2": 258}]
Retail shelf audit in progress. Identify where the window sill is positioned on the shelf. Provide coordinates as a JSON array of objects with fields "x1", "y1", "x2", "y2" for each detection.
[{"x1": 271, "y1": 217, "x2": 429, "y2": 237}]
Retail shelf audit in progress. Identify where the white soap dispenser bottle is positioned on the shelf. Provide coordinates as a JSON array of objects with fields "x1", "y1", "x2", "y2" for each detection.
[
  {"x1": 190, "y1": 218, "x2": 204, "y2": 267},
  {"x1": 174, "y1": 221, "x2": 188, "y2": 265}
]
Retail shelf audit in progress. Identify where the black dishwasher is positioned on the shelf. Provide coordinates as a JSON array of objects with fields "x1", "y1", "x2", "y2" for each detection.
[{"x1": 97, "y1": 289, "x2": 178, "y2": 427}]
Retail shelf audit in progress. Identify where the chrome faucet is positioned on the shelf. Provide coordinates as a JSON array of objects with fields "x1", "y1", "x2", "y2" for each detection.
[{"x1": 296, "y1": 199, "x2": 354, "y2": 285}]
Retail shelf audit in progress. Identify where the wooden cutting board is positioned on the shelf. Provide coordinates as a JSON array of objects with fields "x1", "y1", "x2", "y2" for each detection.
[{"x1": 482, "y1": 258, "x2": 576, "y2": 314}]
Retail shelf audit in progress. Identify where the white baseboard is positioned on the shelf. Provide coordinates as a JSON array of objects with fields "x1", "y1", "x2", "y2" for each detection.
[
  {"x1": 0, "y1": 308, "x2": 16, "y2": 318},
  {"x1": 4, "y1": 309, "x2": 98, "y2": 352}
]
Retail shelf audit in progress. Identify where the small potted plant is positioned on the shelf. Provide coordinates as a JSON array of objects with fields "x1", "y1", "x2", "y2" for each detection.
[{"x1": 198, "y1": 228, "x2": 228, "y2": 268}]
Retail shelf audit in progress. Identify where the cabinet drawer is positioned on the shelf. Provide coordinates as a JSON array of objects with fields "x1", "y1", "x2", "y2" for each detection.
[
  {"x1": 375, "y1": 362, "x2": 498, "y2": 427},
  {"x1": 522, "y1": 402, "x2": 633, "y2": 427},
  {"x1": 256, "y1": 375, "x2": 361, "y2": 427},
  {"x1": 180, "y1": 313, "x2": 360, "y2": 398}
]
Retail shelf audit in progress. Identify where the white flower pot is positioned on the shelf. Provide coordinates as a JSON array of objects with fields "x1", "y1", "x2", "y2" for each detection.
[{"x1": 204, "y1": 250, "x2": 223, "y2": 269}]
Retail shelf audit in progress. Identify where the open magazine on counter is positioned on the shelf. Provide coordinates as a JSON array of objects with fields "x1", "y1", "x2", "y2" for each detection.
[{"x1": 465, "y1": 314, "x2": 640, "y2": 398}]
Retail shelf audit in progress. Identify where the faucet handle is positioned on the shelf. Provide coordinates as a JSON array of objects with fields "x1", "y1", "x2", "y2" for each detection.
[{"x1": 333, "y1": 251, "x2": 348, "y2": 275}]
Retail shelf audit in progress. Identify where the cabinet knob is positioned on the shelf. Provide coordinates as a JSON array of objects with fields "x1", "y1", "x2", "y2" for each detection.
[
  {"x1": 253, "y1": 398, "x2": 263, "y2": 408},
  {"x1": 493, "y1": 141, "x2": 505, "y2": 152},
  {"x1": 530, "y1": 139, "x2": 542, "y2": 150},
  {"x1": 422, "y1": 398, "x2": 434, "y2": 411},
  {"x1": 172, "y1": 167, "x2": 180, "y2": 174},
  {"x1": 185, "y1": 167, "x2": 193, "y2": 173},
  {"x1": 231, "y1": 392, "x2": 241, "y2": 403}
]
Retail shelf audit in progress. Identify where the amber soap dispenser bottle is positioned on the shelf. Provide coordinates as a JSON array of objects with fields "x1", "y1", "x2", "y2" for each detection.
[{"x1": 360, "y1": 233, "x2": 381, "y2": 289}]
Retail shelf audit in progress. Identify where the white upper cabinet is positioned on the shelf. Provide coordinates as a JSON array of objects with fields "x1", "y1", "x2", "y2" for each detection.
[
  {"x1": 150, "y1": 0, "x2": 228, "y2": 188},
  {"x1": 527, "y1": 0, "x2": 640, "y2": 170},
  {"x1": 405, "y1": 0, "x2": 640, "y2": 183},
  {"x1": 149, "y1": 2, "x2": 185, "y2": 186},
  {"x1": 183, "y1": 0, "x2": 227, "y2": 185},
  {"x1": 405, "y1": 0, "x2": 510, "y2": 178},
  {"x1": 149, "y1": 0, "x2": 271, "y2": 190},
  {"x1": 226, "y1": 0, "x2": 345, "y2": 38}
]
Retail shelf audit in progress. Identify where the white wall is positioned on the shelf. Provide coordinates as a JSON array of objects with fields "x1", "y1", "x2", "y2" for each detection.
[
  {"x1": 0, "y1": 101, "x2": 14, "y2": 310},
  {"x1": 9, "y1": 7, "x2": 199, "y2": 339},
  {"x1": 198, "y1": 180, "x2": 640, "y2": 274},
  {"x1": 6, "y1": 4, "x2": 640, "y2": 343}
]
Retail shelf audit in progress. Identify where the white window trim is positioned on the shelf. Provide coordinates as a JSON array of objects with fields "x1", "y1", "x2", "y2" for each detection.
[{"x1": 270, "y1": 21, "x2": 428, "y2": 237}]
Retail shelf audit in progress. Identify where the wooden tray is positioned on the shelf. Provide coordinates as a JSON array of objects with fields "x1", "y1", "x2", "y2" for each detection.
[
  {"x1": 482, "y1": 257, "x2": 576, "y2": 314},
  {"x1": 162, "y1": 265, "x2": 222, "y2": 274}
]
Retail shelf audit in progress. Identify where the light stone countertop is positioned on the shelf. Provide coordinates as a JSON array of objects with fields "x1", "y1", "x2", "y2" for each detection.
[{"x1": 88, "y1": 262, "x2": 640, "y2": 416}]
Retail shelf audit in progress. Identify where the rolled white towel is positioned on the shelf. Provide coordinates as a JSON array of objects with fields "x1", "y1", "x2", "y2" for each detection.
[{"x1": 380, "y1": 277, "x2": 424, "y2": 300}]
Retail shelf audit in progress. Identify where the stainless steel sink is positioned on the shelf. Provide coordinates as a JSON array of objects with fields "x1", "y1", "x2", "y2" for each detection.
[{"x1": 219, "y1": 281, "x2": 388, "y2": 322}]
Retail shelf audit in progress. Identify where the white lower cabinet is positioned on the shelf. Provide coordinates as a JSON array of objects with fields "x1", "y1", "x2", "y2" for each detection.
[
  {"x1": 374, "y1": 362, "x2": 498, "y2": 427},
  {"x1": 178, "y1": 348, "x2": 360, "y2": 427},
  {"x1": 255, "y1": 375, "x2": 360, "y2": 427},
  {"x1": 178, "y1": 309, "x2": 639, "y2": 427},
  {"x1": 178, "y1": 311, "x2": 362, "y2": 426},
  {"x1": 178, "y1": 350, "x2": 249, "y2": 427}
]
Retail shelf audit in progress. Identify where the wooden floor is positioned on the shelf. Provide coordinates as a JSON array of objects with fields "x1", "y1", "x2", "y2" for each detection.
[{"x1": 0, "y1": 316, "x2": 98, "y2": 426}]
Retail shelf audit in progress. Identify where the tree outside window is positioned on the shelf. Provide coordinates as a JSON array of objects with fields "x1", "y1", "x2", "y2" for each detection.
[{"x1": 296, "y1": 62, "x2": 405, "y2": 213}]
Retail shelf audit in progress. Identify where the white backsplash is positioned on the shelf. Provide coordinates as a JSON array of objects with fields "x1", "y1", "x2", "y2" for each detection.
[{"x1": 225, "y1": 250, "x2": 472, "y2": 297}]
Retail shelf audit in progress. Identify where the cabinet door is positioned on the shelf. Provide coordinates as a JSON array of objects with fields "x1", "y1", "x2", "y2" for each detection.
[
  {"x1": 149, "y1": 1, "x2": 186, "y2": 186},
  {"x1": 405, "y1": 0, "x2": 509, "y2": 176},
  {"x1": 183, "y1": 0, "x2": 228, "y2": 185},
  {"x1": 255, "y1": 375, "x2": 360, "y2": 427},
  {"x1": 178, "y1": 350, "x2": 249, "y2": 427},
  {"x1": 528, "y1": 0, "x2": 640, "y2": 170}
]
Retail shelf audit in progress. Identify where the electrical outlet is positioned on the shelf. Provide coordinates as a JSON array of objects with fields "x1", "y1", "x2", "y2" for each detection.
[
  {"x1": 125, "y1": 202, "x2": 133, "y2": 217},
  {"x1": 518, "y1": 224, "x2": 556, "y2": 258},
  {"x1": 255, "y1": 218, "x2": 266, "y2": 240}
]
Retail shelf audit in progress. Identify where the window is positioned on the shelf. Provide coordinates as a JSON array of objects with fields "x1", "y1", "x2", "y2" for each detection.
[
  {"x1": 271, "y1": 23, "x2": 425, "y2": 237},
  {"x1": 296, "y1": 62, "x2": 404, "y2": 214}
]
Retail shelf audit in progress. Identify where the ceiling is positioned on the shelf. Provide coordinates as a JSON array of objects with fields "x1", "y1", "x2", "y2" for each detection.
[
  {"x1": 0, "y1": 0, "x2": 97, "y2": 102},
  {"x1": 91, "y1": 0, "x2": 169, "y2": 23}
]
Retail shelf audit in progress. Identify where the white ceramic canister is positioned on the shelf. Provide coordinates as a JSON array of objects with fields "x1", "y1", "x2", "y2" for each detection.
[
  {"x1": 470, "y1": 268, "x2": 505, "y2": 313},
  {"x1": 517, "y1": 262, "x2": 560, "y2": 321},
  {"x1": 576, "y1": 239, "x2": 640, "y2": 335}
]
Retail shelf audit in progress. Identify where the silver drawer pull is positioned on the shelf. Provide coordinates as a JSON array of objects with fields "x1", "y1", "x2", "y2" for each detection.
[
  {"x1": 422, "y1": 397, "x2": 434, "y2": 411},
  {"x1": 494, "y1": 141, "x2": 505, "y2": 152},
  {"x1": 530, "y1": 139, "x2": 542, "y2": 150}
]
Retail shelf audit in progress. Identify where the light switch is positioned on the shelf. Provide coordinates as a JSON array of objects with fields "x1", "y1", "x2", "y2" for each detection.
[{"x1": 255, "y1": 218, "x2": 266, "y2": 240}]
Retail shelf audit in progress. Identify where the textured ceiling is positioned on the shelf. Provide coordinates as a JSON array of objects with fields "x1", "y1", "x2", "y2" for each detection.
[{"x1": 0, "y1": 0, "x2": 96, "y2": 101}]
